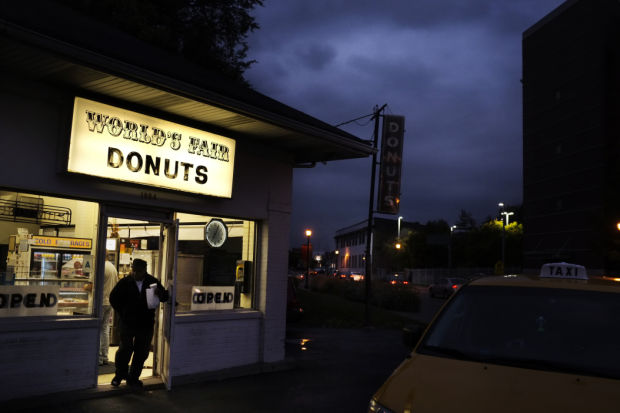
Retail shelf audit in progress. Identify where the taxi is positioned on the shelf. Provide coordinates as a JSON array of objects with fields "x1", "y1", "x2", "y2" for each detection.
[{"x1": 369, "y1": 263, "x2": 620, "y2": 413}]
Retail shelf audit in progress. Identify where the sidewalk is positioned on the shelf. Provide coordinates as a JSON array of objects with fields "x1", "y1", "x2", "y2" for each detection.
[{"x1": 9, "y1": 326, "x2": 410, "y2": 413}]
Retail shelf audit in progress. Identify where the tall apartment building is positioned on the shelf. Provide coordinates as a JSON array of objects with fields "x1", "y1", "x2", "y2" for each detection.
[{"x1": 522, "y1": 0, "x2": 620, "y2": 273}]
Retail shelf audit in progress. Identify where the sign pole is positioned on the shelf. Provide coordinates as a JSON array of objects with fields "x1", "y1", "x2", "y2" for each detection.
[{"x1": 364, "y1": 104, "x2": 386, "y2": 326}]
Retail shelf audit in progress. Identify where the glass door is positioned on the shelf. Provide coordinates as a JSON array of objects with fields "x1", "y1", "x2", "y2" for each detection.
[
  {"x1": 97, "y1": 205, "x2": 175, "y2": 388},
  {"x1": 156, "y1": 220, "x2": 178, "y2": 390},
  {"x1": 60, "y1": 252, "x2": 88, "y2": 279},
  {"x1": 32, "y1": 251, "x2": 60, "y2": 281}
]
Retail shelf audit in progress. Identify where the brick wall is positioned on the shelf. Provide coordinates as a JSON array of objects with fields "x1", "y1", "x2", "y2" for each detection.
[
  {"x1": 171, "y1": 316, "x2": 261, "y2": 376},
  {"x1": 0, "y1": 321, "x2": 98, "y2": 400}
]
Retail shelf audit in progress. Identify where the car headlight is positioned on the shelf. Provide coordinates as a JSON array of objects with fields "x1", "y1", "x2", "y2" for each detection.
[{"x1": 368, "y1": 398, "x2": 395, "y2": 413}]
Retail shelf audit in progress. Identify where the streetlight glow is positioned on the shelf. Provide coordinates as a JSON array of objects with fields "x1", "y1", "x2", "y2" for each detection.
[
  {"x1": 501, "y1": 211, "x2": 515, "y2": 225},
  {"x1": 333, "y1": 250, "x2": 339, "y2": 270},
  {"x1": 304, "y1": 229, "x2": 312, "y2": 289},
  {"x1": 395, "y1": 242, "x2": 401, "y2": 249}
]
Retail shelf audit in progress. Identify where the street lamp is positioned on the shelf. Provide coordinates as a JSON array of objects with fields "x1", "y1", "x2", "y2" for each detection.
[
  {"x1": 334, "y1": 250, "x2": 339, "y2": 270},
  {"x1": 449, "y1": 225, "x2": 457, "y2": 268},
  {"x1": 498, "y1": 203, "x2": 505, "y2": 273},
  {"x1": 498, "y1": 203, "x2": 514, "y2": 274},
  {"x1": 396, "y1": 216, "x2": 403, "y2": 251},
  {"x1": 305, "y1": 229, "x2": 312, "y2": 289}
]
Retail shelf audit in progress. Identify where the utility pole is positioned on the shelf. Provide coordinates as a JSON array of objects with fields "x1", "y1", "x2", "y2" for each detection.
[{"x1": 364, "y1": 104, "x2": 387, "y2": 326}]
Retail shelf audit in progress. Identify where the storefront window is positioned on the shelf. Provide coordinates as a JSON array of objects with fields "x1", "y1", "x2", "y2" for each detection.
[
  {"x1": 0, "y1": 191, "x2": 99, "y2": 317},
  {"x1": 175, "y1": 213, "x2": 256, "y2": 312}
]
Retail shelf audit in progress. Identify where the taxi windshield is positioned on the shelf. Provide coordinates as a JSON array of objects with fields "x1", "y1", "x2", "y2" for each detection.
[{"x1": 419, "y1": 285, "x2": 620, "y2": 379}]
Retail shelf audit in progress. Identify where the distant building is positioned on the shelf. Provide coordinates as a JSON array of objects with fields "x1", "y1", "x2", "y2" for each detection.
[
  {"x1": 522, "y1": 0, "x2": 620, "y2": 273},
  {"x1": 334, "y1": 217, "x2": 420, "y2": 279}
]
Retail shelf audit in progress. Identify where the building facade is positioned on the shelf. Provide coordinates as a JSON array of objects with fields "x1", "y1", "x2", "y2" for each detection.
[
  {"x1": 0, "y1": 3, "x2": 372, "y2": 401},
  {"x1": 522, "y1": 0, "x2": 620, "y2": 273},
  {"x1": 334, "y1": 217, "x2": 418, "y2": 279}
]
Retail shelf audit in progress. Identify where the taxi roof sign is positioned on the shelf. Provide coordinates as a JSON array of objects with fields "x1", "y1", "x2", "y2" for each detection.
[{"x1": 540, "y1": 262, "x2": 587, "y2": 280}]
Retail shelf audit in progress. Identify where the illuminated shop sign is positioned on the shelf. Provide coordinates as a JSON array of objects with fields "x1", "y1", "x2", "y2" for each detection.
[
  {"x1": 31, "y1": 236, "x2": 92, "y2": 249},
  {"x1": 190, "y1": 286, "x2": 234, "y2": 311},
  {"x1": 0, "y1": 286, "x2": 59, "y2": 317},
  {"x1": 377, "y1": 115, "x2": 405, "y2": 214},
  {"x1": 68, "y1": 97, "x2": 236, "y2": 198}
]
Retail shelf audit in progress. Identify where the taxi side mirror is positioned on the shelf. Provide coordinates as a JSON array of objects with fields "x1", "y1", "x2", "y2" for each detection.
[{"x1": 402, "y1": 324, "x2": 425, "y2": 348}]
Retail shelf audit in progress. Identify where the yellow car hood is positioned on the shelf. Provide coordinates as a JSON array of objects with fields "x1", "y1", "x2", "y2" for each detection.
[{"x1": 374, "y1": 353, "x2": 620, "y2": 413}]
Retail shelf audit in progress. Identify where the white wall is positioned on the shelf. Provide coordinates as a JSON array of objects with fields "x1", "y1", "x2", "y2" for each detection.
[
  {"x1": 0, "y1": 321, "x2": 98, "y2": 400},
  {"x1": 260, "y1": 210, "x2": 291, "y2": 363},
  {"x1": 0, "y1": 221, "x2": 39, "y2": 244},
  {"x1": 47, "y1": 196, "x2": 99, "y2": 240},
  {"x1": 171, "y1": 316, "x2": 260, "y2": 378}
]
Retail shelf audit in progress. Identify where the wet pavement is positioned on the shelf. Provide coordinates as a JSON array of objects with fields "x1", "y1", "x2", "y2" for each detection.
[{"x1": 8, "y1": 326, "x2": 411, "y2": 413}]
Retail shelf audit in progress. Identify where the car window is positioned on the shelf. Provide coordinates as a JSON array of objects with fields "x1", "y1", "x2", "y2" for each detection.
[{"x1": 419, "y1": 285, "x2": 620, "y2": 379}]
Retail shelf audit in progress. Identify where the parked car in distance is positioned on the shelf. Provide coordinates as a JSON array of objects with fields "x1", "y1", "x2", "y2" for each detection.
[
  {"x1": 389, "y1": 273, "x2": 409, "y2": 286},
  {"x1": 429, "y1": 277, "x2": 465, "y2": 298},
  {"x1": 334, "y1": 270, "x2": 347, "y2": 279},
  {"x1": 349, "y1": 272, "x2": 364, "y2": 282},
  {"x1": 334, "y1": 270, "x2": 364, "y2": 281}
]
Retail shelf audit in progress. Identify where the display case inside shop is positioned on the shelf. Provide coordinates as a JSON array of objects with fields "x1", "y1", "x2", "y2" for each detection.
[
  {"x1": 11, "y1": 235, "x2": 95, "y2": 315},
  {"x1": 23, "y1": 250, "x2": 93, "y2": 314}
]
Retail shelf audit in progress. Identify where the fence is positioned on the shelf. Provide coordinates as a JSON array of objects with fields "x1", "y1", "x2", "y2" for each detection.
[{"x1": 375, "y1": 267, "x2": 522, "y2": 285}]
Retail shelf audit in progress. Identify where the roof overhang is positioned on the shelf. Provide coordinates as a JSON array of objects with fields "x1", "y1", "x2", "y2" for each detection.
[{"x1": 0, "y1": 3, "x2": 374, "y2": 165}]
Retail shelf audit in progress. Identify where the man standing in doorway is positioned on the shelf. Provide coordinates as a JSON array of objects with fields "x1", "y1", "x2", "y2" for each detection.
[{"x1": 109, "y1": 258, "x2": 168, "y2": 388}]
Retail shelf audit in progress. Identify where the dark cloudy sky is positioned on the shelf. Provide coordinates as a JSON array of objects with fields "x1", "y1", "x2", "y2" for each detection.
[{"x1": 245, "y1": 0, "x2": 565, "y2": 251}]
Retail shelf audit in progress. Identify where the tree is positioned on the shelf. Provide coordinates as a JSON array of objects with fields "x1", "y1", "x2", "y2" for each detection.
[
  {"x1": 456, "y1": 209, "x2": 476, "y2": 229},
  {"x1": 180, "y1": 0, "x2": 263, "y2": 83},
  {"x1": 54, "y1": 0, "x2": 263, "y2": 84}
]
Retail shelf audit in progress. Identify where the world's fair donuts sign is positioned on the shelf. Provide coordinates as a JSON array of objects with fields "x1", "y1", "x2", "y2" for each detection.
[{"x1": 67, "y1": 97, "x2": 236, "y2": 198}]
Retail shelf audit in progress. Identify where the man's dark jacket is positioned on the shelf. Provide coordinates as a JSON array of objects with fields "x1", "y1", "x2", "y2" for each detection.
[{"x1": 109, "y1": 274, "x2": 169, "y2": 328}]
